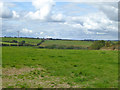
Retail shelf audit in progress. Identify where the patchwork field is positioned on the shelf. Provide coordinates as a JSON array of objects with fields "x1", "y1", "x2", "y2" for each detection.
[
  {"x1": 2, "y1": 46, "x2": 118, "y2": 88},
  {"x1": 1, "y1": 37, "x2": 93, "y2": 46},
  {"x1": 1, "y1": 37, "x2": 118, "y2": 50}
]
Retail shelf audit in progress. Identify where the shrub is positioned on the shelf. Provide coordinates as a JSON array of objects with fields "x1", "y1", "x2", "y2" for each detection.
[
  {"x1": 2, "y1": 44, "x2": 9, "y2": 46},
  {"x1": 118, "y1": 41, "x2": 120, "y2": 45},
  {"x1": 18, "y1": 41, "x2": 25, "y2": 46},
  {"x1": 105, "y1": 41, "x2": 111, "y2": 47},
  {"x1": 89, "y1": 40, "x2": 105, "y2": 50},
  {"x1": 37, "y1": 39, "x2": 45, "y2": 46},
  {"x1": 24, "y1": 43, "x2": 30, "y2": 46},
  {"x1": 10, "y1": 40, "x2": 18, "y2": 43},
  {"x1": 11, "y1": 44, "x2": 17, "y2": 46},
  {"x1": 66, "y1": 46, "x2": 74, "y2": 49},
  {"x1": 21, "y1": 40, "x2": 25, "y2": 44}
]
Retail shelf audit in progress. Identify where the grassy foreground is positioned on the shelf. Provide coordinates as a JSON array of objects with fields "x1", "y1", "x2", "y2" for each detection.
[{"x1": 2, "y1": 46, "x2": 118, "y2": 88}]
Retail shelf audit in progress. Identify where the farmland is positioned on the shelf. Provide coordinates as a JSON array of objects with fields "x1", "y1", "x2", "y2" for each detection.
[
  {"x1": 1, "y1": 1, "x2": 119, "y2": 89},
  {"x1": 2, "y1": 45, "x2": 118, "y2": 88},
  {"x1": 2, "y1": 37, "x2": 42, "y2": 46},
  {"x1": 40, "y1": 40, "x2": 93, "y2": 48},
  {"x1": 1, "y1": 37, "x2": 94, "y2": 48}
]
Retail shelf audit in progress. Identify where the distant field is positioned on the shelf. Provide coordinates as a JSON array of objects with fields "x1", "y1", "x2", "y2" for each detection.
[
  {"x1": 2, "y1": 46, "x2": 118, "y2": 88},
  {"x1": 40, "y1": 40, "x2": 93, "y2": 48},
  {"x1": 2, "y1": 37, "x2": 42, "y2": 45},
  {"x1": 1, "y1": 37, "x2": 118, "y2": 49},
  {"x1": 1, "y1": 37, "x2": 94, "y2": 48}
]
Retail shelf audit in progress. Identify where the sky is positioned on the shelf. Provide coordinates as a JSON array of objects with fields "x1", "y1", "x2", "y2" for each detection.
[{"x1": 0, "y1": 0, "x2": 119, "y2": 40}]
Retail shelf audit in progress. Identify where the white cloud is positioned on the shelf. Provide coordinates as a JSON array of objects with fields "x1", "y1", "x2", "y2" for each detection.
[
  {"x1": 0, "y1": 2, "x2": 13, "y2": 18},
  {"x1": 12, "y1": 10, "x2": 20, "y2": 18},
  {"x1": 21, "y1": 28, "x2": 33, "y2": 34},
  {"x1": 25, "y1": 0, "x2": 55, "y2": 20},
  {"x1": 32, "y1": 0, "x2": 55, "y2": 10},
  {"x1": 96, "y1": 32, "x2": 106, "y2": 35},
  {"x1": 45, "y1": 35, "x2": 53, "y2": 38},
  {"x1": 40, "y1": 32, "x2": 43, "y2": 34},
  {"x1": 62, "y1": 11, "x2": 118, "y2": 35},
  {"x1": 92, "y1": 3, "x2": 118, "y2": 21},
  {"x1": 51, "y1": 13, "x2": 65, "y2": 22},
  {"x1": 25, "y1": 11, "x2": 42, "y2": 20},
  {"x1": 25, "y1": 0, "x2": 64, "y2": 22},
  {"x1": 0, "y1": 2, "x2": 20, "y2": 19},
  {"x1": 72, "y1": 24, "x2": 82, "y2": 28}
]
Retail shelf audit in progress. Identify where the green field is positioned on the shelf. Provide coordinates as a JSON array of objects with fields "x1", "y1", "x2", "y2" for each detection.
[
  {"x1": 41, "y1": 40, "x2": 93, "y2": 47},
  {"x1": 2, "y1": 37, "x2": 42, "y2": 45},
  {"x1": 2, "y1": 46, "x2": 118, "y2": 88},
  {"x1": 1, "y1": 37, "x2": 93, "y2": 48},
  {"x1": 2, "y1": 42, "x2": 17, "y2": 45}
]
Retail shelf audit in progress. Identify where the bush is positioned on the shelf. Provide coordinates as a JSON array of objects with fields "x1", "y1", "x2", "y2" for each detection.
[
  {"x1": 18, "y1": 41, "x2": 25, "y2": 46},
  {"x1": 39, "y1": 46, "x2": 44, "y2": 48},
  {"x1": 24, "y1": 43, "x2": 30, "y2": 46},
  {"x1": 10, "y1": 40, "x2": 18, "y2": 43},
  {"x1": 21, "y1": 41, "x2": 25, "y2": 44},
  {"x1": 105, "y1": 41, "x2": 111, "y2": 47},
  {"x1": 66, "y1": 46, "x2": 74, "y2": 49},
  {"x1": 37, "y1": 39, "x2": 45, "y2": 46},
  {"x1": 89, "y1": 40, "x2": 105, "y2": 50},
  {"x1": 11, "y1": 44, "x2": 17, "y2": 46},
  {"x1": 2, "y1": 44, "x2": 9, "y2": 46},
  {"x1": 57, "y1": 45, "x2": 66, "y2": 49},
  {"x1": 118, "y1": 41, "x2": 120, "y2": 45}
]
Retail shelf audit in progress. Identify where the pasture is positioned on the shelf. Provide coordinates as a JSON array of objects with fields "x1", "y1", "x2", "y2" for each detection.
[
  {"x1": 2, "y1": 46, "x2": 118, "y2": 88},
  {"x1": 1, "y1": 37, "x2": 93, "y2": 48},
  {"x1": 40, "y1": 40, "x2": 93, "y2": 48},
  {"x1": 2, "y1": 37, "x2": 42, "y2": 45}
]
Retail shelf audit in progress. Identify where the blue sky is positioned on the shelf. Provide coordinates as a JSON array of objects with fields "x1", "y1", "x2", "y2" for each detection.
[{"x1": 1, "y1": 0, "x2": 118, "y2": 40}]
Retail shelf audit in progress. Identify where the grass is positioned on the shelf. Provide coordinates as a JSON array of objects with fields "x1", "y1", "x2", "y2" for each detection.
[
  {"x1": 2, "y1": 46, "x2": 118, "y2": 88},
  {"x1": 2, "y1": 42, "x2": 17, "y2": 45},
  {"x1": 41, "y1": 40, "x2": 93, "y2": 47},
  {"x1": 2, "y1": 37, "x2": 42, "y2": 45},
  {"x1": 2, "y1": 37, "x2": 93, "y2": 48}
]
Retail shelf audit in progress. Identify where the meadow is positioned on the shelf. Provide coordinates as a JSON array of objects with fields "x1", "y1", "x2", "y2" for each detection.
[
  {"x1": 40, "y1": 40, "x2": 93, "y2": 48},
  {"x1": 1, "y1": 37, "x2": 93, "y2": 48},
  {"x1": 2, "y1": 46, "x2": 118, "y2": 88},
  {"x1": 2, "y1": 37, "x2": 42, "y2": 45}
]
